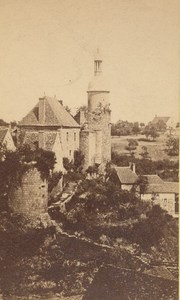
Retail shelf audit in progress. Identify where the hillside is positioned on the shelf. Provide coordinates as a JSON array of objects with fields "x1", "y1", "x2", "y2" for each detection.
[{"x1": 112, "y1": 133, "x2": 179, "y2": 161}]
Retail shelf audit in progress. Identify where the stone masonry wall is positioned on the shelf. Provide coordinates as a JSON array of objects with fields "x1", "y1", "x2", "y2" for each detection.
[
  {"x1": 88, "y1": 111, "x2": 111, "y2": 166},
  {"x1": 8, "y1": 168, "x2": 48, "y2": 215}
]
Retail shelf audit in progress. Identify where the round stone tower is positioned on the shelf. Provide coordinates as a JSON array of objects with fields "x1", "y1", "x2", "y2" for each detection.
[{"x1": 87, "y1": 49, "x2": 111, "y2": 169}]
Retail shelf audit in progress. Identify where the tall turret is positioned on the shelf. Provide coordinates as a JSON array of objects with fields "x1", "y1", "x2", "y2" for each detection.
[
  {"x1": 87, "y1": 49, "x2": 110, "y2": 112},
  {"x1": 80, "y1": 50, "x2": 111, "y2": 171}
]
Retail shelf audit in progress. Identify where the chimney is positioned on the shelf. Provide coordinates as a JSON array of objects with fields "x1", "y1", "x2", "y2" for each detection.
[
  {"x1": 132, "y1": 163, "x2": 136, "y2": 173},
  {"x1": 38, "y1": 131, "x2": 45, "y2": 149},
  {"x1": 39, "y1": 97, "x2": 46, "y2": 124},
  {"x1": 129, "y1": 162, "x2": 136, "y2": 173}
]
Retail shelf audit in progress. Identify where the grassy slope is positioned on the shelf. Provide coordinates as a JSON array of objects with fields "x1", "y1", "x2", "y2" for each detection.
[{"x1": 111, "y1": 133, "x2": 178, "y2": 161}]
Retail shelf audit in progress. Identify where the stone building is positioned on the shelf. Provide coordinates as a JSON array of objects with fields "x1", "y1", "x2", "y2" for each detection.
[
  {"x1": 111, "y1": 164, "x2": 138, "y2": 191},
  {"x1": 140, "y1": 175, "x2": 179, "y2": 218},
  {"x1": 18, "y1": 96, "x2": 80, "y2": 171},
  {"x1": 8, "y1": 167, "x2": 48, "y2": 215},
  {"x1": 18, "y1": 51, "x2": 111, "y2": 173},
  {"x1": 80, "y1": 49, "x2": 111, "y2": 171}
]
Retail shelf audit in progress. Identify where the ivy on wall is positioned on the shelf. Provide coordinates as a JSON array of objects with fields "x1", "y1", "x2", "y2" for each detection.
[{"x1": 0, "y1": 144, "x2": 56, "y2": 208}]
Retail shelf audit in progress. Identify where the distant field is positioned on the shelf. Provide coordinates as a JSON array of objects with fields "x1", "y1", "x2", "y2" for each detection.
[{"x1": 111, "y1": 133, "x2": 179, "y2": 161}]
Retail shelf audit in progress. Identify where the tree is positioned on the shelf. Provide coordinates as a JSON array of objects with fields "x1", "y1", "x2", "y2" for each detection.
[
  {"x1": 125, "y1": 139, "x2": 138, "y2": 157},
  {"x1": 166, "y1": 136, "x2": 179, "y2": 156},
  {"x1": 156, "y1": 120, "x2": 167, "y2": 132},
  {"x1": 76, "y1": 105, "x2": 88, "y2": 114},
  {"x1": 144, "y1": 125, "x2": 159, "y2": 141},
  {"x1": 139, "y1": 146, "x2": 150, "y2": 160},
  {"x1": 73, "y1": 150, "x2": 84, "y2": 172},
  {"x1": 132, "y1": 122, "x2": 140, "y2": 135},
  {"x1": 0, "y1": 119, "x2": 8, "y2": 126}
]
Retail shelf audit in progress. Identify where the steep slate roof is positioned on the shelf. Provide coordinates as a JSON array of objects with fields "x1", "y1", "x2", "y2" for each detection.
[
  {"x1": 145, "y1": 182, "x2": 179, "y2": 194},
  {"x1": 20, "y1": 97, "x2": 80, "y2": 128},
  {"x1": 151, "y1": 116, "x2": 170, "y2": 124},
  {"x1": 114, "y1": 166, "x2": 138, "y2": 184},
  {"x1": 83, "y1": 266, "x2": 178, "y2": 300},
  {"x1": 0, "y1": 129, "x2": 8, "y2": 144}
]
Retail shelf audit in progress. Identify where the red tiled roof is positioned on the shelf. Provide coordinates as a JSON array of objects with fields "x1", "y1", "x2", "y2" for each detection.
[
  {"x1": 20, "y1": 97, "x2": 80, "y2": 128},
  {"x1": 114, "y1": 166, "x2": 138, "y2": 184}
]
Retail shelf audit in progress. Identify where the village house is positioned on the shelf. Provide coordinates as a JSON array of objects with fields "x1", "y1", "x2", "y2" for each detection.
[
  {"x1": 0, "y1": 128, "x2": 16, "y2": 151},
  {"x1": 110, "y1": 163, "x2": 138, "y2": 191},
  {"x1": 18, "y1": 96, "x2": 80, "y2": 172},
  {"x1": 150, "y1": 115, "x2": 176, "y2": 133},
  {"x1": 110, "y1": 165, "x2": 178, "y2": 217},
  {"x1": 140, "y1": 175, "x2": 179, "y2": 218}
]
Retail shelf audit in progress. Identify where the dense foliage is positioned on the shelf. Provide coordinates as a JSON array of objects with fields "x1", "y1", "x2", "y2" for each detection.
[
  {"x1": 166, "y1": 136, "x2": 179, "y2": 156},
  {"x1": 111, "y1": 120, "x2": 141, "y2": 136},
  {"x1": 111, "y1": 151, "x2": 179, "y2": 181},
  {"x1": 50, "y1": 177, "x2": 173, "y2": 251},
  {"x1": 143, "y1": 124, "x2": 159, "y2": 140}
]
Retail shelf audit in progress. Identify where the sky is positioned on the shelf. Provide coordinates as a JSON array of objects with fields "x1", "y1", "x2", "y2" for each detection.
[{"x1": 0, "y1": 0, "x2": 179, "y2": 123}]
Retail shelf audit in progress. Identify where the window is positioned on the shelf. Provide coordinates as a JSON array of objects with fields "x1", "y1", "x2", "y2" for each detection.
[
  {"x1": 69, "y1": 150, "x2": 72, "y2": 156},
  {"x1": 66, "y1": 132, "x2": 69, "y2": 142},
  {"x1": 74, "y1": 132, "x2": 76, "y2": 141}
]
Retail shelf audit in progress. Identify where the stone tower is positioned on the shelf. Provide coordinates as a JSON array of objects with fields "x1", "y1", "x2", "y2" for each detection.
[{"x1": 80, "y1": 50, "x2": 111, "y2": 171}]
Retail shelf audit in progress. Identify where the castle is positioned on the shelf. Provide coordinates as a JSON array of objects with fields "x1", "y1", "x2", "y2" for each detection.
[{"x1": 18, "y1": 50, "x2": 111, "y2": 172}]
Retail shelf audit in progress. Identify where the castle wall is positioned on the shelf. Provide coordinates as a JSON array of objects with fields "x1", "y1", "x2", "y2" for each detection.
[
  {"x1": 80, "y1": 130, "x2": 96, "y2": 170},
  {"x1": 88, "y1": 91, "x2": 109, "y2": 112},
  {"x1": 88, "y1": 110, "x2": 111, "y2": 167},
  {"x1": 18, "y1": 126, "x2": 80, "y2": 167},
  {"x1": 58, "y1": 128, "x2": 80, "y2": 161},
  {"x1": 8, "y1": 168, "x2": 48, "y2": 215}
]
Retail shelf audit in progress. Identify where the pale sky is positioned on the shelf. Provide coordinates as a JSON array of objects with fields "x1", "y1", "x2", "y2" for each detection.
[{"x1": 0, "y1": 0, "x2": 179, "y2": 123}]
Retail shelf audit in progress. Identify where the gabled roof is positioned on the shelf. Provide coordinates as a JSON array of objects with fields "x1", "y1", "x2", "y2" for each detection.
[
  {"x1": 114, "y1": 166, "x2": 138, "y2": 184},
  {"x1": 151, "y1": 116, "x2": 170, "y2": 124},
  {"x1": 143, "y1": 175, "x2": 164, "y2": 185},
  {"x1": 144, "y1": 182, "x2": 179, "y2": 194},
  {"x1": 19, "y1": 96, "x2": 80, "y2": 128},
  {"x1": 0, "y1": 129, "x2": 8, "y2": 144}
]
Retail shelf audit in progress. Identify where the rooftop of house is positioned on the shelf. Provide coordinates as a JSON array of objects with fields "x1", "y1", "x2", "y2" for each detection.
[
  {"x1": 144, "y1": 182, "x2": 179, "y2": 194},
  {"x1": 0, "y1": 128, "x2": 8, "y2": 144},
  {"x1": 143, "y1": 174, "x2": 164, "y2": 185},
  {"x1": 114, "y1": 166, "x2": 138, "y2": 184},
  {"x1": 83, "y1": 266, "x2": 178, "y2": 300},
  {"x1": 19, "y1": 96, "x2": 80, "y2": 128},
  {"x1": 151, "y1": 116, "x2": 170, "y2": 124}
]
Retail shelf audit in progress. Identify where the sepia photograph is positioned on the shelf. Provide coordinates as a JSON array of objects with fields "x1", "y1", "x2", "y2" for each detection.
[{"x1": 0, "y1": 0, "x2": 179, "y2": 299}]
